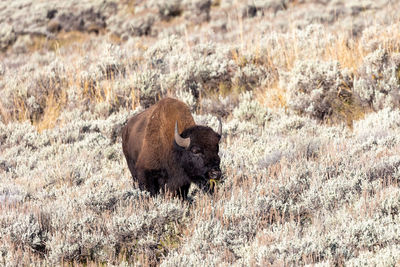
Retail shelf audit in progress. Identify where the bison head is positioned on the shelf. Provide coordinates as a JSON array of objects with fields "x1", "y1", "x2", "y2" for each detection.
[{"x1": 174, "y1": 120, "x2": 222, "y2": 188}]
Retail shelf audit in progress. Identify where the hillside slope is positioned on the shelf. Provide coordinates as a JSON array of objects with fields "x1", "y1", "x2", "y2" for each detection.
[{"x1": 1, "y1": 0, "x2": 400, "y2": 265}]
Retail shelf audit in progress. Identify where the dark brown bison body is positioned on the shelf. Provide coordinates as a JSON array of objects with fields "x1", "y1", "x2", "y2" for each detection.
[{"x1": 122, "y1": 97, "x2": 222, "y2": 198}]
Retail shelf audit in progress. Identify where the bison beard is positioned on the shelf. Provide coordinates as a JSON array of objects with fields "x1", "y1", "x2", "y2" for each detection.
[{"x1": 122, "y1": 98, "x2": 222, "y2": 199}]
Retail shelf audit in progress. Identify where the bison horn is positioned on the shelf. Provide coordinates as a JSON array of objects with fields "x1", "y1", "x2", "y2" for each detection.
[
  {"x1": 217, "y1": 117, "x2": 222, "y2": 136},
  {"x1": 175, "y1": 121, "x2": 190, "y2": 149}
]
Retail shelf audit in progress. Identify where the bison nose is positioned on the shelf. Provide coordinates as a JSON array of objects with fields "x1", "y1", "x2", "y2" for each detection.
[{"x1": 208, "y1": 167, "x2": 222, "y2": 180}]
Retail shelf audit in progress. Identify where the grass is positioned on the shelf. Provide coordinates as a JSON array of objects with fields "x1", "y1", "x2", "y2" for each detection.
[
  {"x1": 29, "y1": 31, "x2": 93, "y2": 53},
  {"x1": 2, "y1": 0, "x2": 400, "y2": 266},
  {"x1": 3, "y1": 18, "x2": 389, "y2": 130},
  {"x1": 324, "y1": 36, "x2": 365, "y2": 71},
  {"x1": 33, "y1": 91, "x2": 65, "y2": 132}
]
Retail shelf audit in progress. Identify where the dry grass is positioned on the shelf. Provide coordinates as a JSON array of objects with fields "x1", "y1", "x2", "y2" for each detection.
[
  {"x1": 324, "y1": 37, "x2": 365, "y2": 71},
  {"x1": 255, "y1": 83, "x2": 287, "y2": 110},
  {"x1": 29, "y1": 31, "x2": 93, "y2": 53},
  {"x1": 34, "y1": 91, "x2": 66, "y2": 132}
]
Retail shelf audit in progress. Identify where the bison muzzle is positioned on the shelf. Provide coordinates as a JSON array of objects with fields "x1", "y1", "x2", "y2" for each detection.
[{"x1": 122, "y1": 97, "x2": 222, "y2": 198}]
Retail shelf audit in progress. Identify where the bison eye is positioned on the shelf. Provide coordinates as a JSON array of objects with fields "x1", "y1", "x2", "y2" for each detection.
[{"x1": 191, "y1": 146, "x2": 202, "y2": 154}]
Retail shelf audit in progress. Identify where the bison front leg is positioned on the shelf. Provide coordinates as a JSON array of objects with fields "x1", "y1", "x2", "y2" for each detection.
[{"x1": 136, "y1": 169, "x2": 160, "y2": 196}]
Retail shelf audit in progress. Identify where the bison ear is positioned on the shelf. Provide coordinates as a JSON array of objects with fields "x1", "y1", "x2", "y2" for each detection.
[{"x1": 175, "y1": 121, "x2": 190, "y2": 149}]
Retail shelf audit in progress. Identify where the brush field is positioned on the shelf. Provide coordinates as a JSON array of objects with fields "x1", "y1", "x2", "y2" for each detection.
[{"x1": 1, "y1": 0, "x2": 400, "y2": 266}]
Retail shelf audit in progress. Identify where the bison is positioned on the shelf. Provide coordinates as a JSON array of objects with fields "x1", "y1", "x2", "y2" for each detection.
[{"x1": 122, "y1": 97, "x2": 222, "y2": 198}]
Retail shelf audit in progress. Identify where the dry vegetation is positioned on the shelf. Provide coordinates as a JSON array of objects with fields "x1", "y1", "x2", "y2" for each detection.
[{"x1": 1, "y1": 0, "x2": 400, "y2": 266}]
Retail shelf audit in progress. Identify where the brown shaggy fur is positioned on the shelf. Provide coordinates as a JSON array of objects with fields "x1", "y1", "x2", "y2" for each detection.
[{"x1": 122, "y1": 98, "x2": 198, "y2": 195}]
